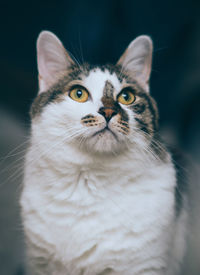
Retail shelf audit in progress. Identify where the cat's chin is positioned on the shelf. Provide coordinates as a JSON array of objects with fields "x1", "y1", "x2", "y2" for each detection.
[{"x1": 79, "y1": 129, "x2": 126, "y2": 155}]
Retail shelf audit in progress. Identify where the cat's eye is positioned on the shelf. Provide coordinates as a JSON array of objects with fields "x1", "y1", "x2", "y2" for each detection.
[
  {"x1": 69, "y1": 86, "x2": 89, "y2": 103},
  {"x1": 117, "y1": 89, "x2": 135, "y2": 105}
]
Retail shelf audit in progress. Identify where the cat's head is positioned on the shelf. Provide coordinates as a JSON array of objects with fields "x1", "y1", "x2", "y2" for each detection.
[{"x1": 31, "y1": 31, "x2": 158, "y2": 155}]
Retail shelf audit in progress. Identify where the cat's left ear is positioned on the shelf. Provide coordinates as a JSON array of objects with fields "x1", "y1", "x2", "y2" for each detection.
[
  {"x1": 117, "y1": 36, "x2": 153, "y2": 91},
  {"x1": 37, "y1": 31, "x2": 75, "y2": 93}
]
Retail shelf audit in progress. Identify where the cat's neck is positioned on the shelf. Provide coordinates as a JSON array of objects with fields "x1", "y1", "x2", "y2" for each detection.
[{"x1": 28, "y1": 137, "x2": 161, "y2": 178}]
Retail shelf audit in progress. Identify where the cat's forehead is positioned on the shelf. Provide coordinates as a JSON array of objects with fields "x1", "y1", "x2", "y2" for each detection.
[{"x1": 83, "y1": 68, "x2": 122, "y2": 99}]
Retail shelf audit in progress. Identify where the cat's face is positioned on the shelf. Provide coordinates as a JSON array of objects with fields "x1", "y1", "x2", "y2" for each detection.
[{"x1": 31, "y1": 31, "x2": 158, "y2": 155}]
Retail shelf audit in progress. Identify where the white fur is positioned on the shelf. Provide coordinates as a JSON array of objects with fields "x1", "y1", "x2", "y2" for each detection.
[{"x1": 21, "y1": 68, "x2": 187, "y2": 275}]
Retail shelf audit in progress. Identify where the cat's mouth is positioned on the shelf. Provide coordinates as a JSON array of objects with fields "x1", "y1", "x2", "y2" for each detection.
[{"x1": 92, "y1": 126, "x2": 118, "y2": 140}]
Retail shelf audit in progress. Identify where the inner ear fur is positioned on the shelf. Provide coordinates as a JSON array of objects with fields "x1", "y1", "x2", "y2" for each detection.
[
  {"x1": 117, "y1": 35, "x2": 153, "y2": 91},
  {"x1": 37, "y1": 31, "x2": 75, "y2": 93}
]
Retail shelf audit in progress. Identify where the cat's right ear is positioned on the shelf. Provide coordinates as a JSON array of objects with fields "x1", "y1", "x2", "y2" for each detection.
[{"x1": 37, "y1": 31, "x2": 74, "y2": 93}]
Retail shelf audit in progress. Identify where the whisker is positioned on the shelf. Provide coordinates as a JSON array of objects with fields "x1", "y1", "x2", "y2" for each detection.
[
  {"x1": 0, "y1": 138, "x2": 30, "y2": 163},
  {"x1": 67, "y1": 48, "x2": 82, "y2": 70},
  {"x1": 0, "y1": 127, "x2": 88, "y2": 187},
  {"x1": 0, "y1": 151, "x2": 27, "y2": 178},
  {"x1": 78, "y1": 28, "x2": 84, "y2": 65}
]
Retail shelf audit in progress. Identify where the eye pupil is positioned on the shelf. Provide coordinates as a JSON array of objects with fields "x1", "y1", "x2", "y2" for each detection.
[
  {"x1": 76, "y1": 90, "x2": 83, "y2": 98},
  {"x1": 122, "y1": 92, "x2": 130, "y2": 101}
]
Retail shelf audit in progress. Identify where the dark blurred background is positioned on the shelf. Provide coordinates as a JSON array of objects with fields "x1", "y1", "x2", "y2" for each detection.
[{"x1": 0, "y1": 0, "x2": 200, "y2": 274}]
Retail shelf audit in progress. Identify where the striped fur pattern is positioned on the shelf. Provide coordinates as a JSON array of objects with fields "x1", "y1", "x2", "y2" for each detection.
[
  {"x1": 31, "y1": 63, "x2": 159, "y2": 154},
  {"x1": 21, "y1": 31, "x2": 188, "y2": 275}
]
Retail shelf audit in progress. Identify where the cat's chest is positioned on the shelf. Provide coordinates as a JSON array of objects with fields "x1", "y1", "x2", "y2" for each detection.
[
  {"x1": 32, "y1": 167, "x2": 173, "y2": 256},
  {"x1": 22, "y1": 160, "x2": 176, "y2": 274}
]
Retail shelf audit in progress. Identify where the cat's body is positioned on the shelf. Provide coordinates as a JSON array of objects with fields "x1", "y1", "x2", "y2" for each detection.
[{"x1": 21, "y1": 32, "x2": 188, "y2": 275}]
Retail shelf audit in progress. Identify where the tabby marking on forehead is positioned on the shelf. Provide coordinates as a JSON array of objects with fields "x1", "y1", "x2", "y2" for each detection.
[
  {"x1": 83, "y1": 68, "x2": 121, "y2": 100},
  {"x1": 103, "y1": 81, "x2": 114, "y2": 99}
]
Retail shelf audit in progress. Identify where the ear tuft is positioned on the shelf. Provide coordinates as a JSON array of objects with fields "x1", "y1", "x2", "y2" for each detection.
[
  {"x1": 117, "y1": 35, "x2": 153, "y2": 90},
  {"x1": 37, "y1": 31, "x2": 74, "y2": 93}
]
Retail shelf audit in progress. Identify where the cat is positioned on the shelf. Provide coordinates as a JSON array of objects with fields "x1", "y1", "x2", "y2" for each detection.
[{"x1": 20, "y1": 31, "x2": 188, "y2": 275}]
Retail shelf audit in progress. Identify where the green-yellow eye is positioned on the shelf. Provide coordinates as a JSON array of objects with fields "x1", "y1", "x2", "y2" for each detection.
[
  {"x1": 69, "y1": 87, "x2": 89, "y2": 103},
  {"x1": 118, "y1": 89, "x2": 135, "y2": 105}
]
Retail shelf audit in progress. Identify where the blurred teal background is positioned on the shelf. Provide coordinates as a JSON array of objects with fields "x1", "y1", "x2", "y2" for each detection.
[{"x1": 0, "y1": 1, "x2": 200, "y2": 274}]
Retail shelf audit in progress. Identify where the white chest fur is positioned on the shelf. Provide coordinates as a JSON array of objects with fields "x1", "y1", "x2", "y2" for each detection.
[{"x1": 21, "y1": 142, "x2": 176, "y2": 275}]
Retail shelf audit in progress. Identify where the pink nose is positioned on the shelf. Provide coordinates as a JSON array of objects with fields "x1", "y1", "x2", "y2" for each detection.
[{"x1": 98, "y1": 107, "x2": 117, "y2": 122}]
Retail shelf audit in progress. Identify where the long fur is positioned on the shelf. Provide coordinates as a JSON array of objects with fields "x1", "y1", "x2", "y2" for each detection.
[{"x1": 21, "y1": 32, "x2": 188, "y2": 275}]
